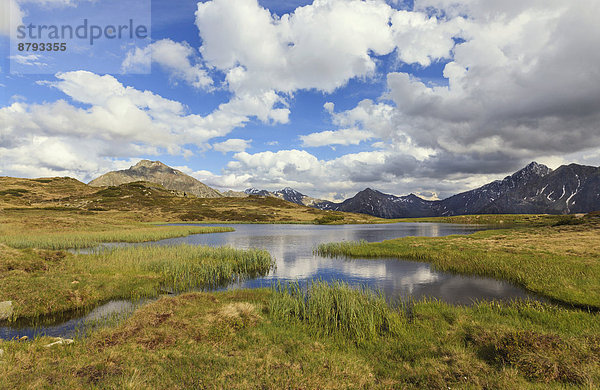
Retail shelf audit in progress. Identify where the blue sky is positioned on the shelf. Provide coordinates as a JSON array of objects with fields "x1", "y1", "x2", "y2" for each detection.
[{"x1": 1, "y1": 0, "x2": 600, "y2": 200}]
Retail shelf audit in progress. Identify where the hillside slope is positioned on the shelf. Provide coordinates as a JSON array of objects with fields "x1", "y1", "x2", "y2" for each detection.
[{"x1": 0, "y1": 177, "x2": 379, "y2": 224}]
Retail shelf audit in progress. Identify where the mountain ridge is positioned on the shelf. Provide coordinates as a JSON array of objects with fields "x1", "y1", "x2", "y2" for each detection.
[
  {"x1": 245, "y1": 162, "x2": 600, "y2": 218},
  {"x1": 244, "y1": 187, "x2": 324, "y2": 207},
  {"x1": 89, "y1": 160, "x2": 600, "y2": 217},
  {"x1": 313, "y1": 162, "x2": 600, "y2": 218}
]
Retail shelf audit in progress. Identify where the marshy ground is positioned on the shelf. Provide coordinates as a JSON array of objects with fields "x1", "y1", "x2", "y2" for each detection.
[
  {"x1": 0, "y1": 186, "x2": 599, "y2": 388},
  {"x1": 1, "y1": 286, "x2": 599, "y2": 389}
]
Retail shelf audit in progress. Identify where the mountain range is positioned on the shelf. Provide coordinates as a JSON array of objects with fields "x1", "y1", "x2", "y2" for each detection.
[
  {"x1": 244, "y1": 187, "x2": 323, "y2": 206},
  {"x1": 245, "y1": 162, "x2": 600, "y2": 218},
  {"x1": 88, "y1": 161, "x2": 600, "y2": 218}
]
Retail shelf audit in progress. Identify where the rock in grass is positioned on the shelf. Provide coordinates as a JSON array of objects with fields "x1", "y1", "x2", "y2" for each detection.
[
  {"x1": 0, "y1": 301, "x2": 13, "y2": 321},
  {"x1": 44, "y1": 338, "x2": 74, "y2": 348}
]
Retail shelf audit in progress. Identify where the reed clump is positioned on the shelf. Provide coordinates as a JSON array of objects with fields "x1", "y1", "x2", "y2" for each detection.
[
  {"x1": 141, "y1": 245, "x2": 275, "y2": 291},
  {"x1": 270, "y1": 280, "x2": 403, "y2": 343}
]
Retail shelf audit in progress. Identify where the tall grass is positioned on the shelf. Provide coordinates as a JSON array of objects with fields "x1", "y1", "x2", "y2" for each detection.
[
  {"x1": 2, "y1": 289, "x2": 600, "y2": 388},
  {"x1": 78, "y1": 244, "x2": 275, "y2": 301},
  {"x1": 317, "y1": 240, "x2": 373, "y2": 258},
  {"x1": 270, "y1": 280, "x2": 403, "y2": 343},
  {"x1": 1, "y1": 244, "x2": 274, "y2": 320},
  {"x1": 0, "y1": 226, "x2": 234, "y2": 250},
  {"x1": 139, "y1": 245, "x2": 275, "y2": 292}
]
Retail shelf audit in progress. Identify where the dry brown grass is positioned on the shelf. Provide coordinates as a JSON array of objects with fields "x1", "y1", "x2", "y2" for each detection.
[
  {"x1": 469, "y1": 329, "x2": 592, "y2": 384},
  {"x1": 469, "y1": 224, "x2": 600, "y2": 258}
]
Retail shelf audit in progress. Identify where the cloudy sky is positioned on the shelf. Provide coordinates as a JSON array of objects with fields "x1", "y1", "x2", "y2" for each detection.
[{"x1": 1, "y1": 0, "x2": 600, "y2": 201}]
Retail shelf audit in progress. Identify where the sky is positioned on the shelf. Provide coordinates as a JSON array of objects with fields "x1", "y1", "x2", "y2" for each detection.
[{"x1": 1, "y1": 0, "x2": 600, "y2": 201}]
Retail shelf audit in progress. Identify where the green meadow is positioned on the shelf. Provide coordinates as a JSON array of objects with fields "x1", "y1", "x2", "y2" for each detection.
[{"x1": 0, "y1": 226, "x2": 234, "y2": 250}]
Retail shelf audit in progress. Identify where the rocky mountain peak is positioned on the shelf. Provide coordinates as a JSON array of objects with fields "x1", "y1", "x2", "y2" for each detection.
[
  {"x1": 89, "y1": 160, "x2": 221, "y2": 198},
  {"x1": 132, "y1": 160, "x2": 170, "y2": 170},
  {"x1": 405, "y1": 193, "x2": 423, "y2": 201},
  {"x1": 245, "y1": 188, "x2": 270, "y2": 196},
  {"x1": 359, "y1": 188, "x2": 380, "y2": 196},
  {"x1": 514, "y1": 161, "x2": 552, "y2": 178}
]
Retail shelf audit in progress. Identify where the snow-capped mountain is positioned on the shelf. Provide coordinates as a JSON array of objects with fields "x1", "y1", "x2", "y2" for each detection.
[
  {"x1": 244, "y1": 162, "x2": 600, "y2": 218},
  {"x1": 437, "y1": 162, "x2": 554, "y2": 216},
  {"x1": 314, "y1": 162, "x2": 600, "y2": 218},
  {"x1": 473, "y1": 163, "x2": 600, "y2": 215},
  {"x1": 244, "y1": 187, "x2": 325, "y2": 207},
  {"x1": 244, "y1": 188, "x2": 272, "y2": 197}
]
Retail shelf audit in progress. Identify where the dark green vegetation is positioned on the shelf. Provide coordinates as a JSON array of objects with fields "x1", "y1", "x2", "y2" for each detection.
[
  {"x1": 319, "y1": 216, "x2": 600, "y2": 308},
  {"x1": 313, "y1": 213, "x2": 345, "y2": 224},
  {"x1": 0, "y1": 188, "x2": 30, "y2": 197},
  {"x1": 1, "y1": 288, "x2": 599, "y2": 388}
]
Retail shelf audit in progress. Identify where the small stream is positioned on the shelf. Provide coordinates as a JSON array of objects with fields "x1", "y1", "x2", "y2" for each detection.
[{"x1": 1, "y1": 223, "x2": 544, "y2": 340}]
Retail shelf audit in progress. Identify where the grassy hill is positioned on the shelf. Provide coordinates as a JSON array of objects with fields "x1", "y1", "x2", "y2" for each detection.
[
  {"x1": 0, "y1": 177, "x2": 379, "y2": 224},
  {"x1": 0, "y1": 177, "x2": 96, "y2": 208}
]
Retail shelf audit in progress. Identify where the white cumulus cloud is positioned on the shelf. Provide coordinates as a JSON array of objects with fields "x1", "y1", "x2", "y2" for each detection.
[
  {"x1": 0, "y1": 71, "x2": 278, "y2": 181},
  {"x1": 300, "y1": 128, "x2": 373, "y2": 147},
  {"x1": 213, "y1": 138, "x2": 252, "y2": 153},
  {"x1": 122, "y1": 39, "x2": 213, "y2": 89},
  {"x1": 195, "y1": 0, "x2": 458, "y2": 95}
]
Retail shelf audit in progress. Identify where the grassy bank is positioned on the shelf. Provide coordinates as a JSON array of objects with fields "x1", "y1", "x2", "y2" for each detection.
[
  {"x1": 1, "y1": 287, "x2": 598, "y2": 388},
  {"x1": 0, "y1": 207, "x2": 236, "y2": 250},
  {"x1": 318, "y1": 222, "x2": 600, "y2": 308},
  {"x1": 0, "y1": 226, "x2": 234, "y2": 250},
  {"x1": 0, "y1": 244, "x2": 273, "y2": 320},
  {"x1": 2, "y1": 175, "x2": 599, "y2": 387}
]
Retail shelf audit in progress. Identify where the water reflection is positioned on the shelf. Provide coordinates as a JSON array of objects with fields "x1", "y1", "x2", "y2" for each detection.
[
  {"x1": 1, "y1": 223, "x2": 542, "y2": 340},
  {"x1": 0, "y1": 299, "x2": 145, "y2": 341},
  {"x1": 157, "y1": 223, "x2": 538, "y2": 304}
]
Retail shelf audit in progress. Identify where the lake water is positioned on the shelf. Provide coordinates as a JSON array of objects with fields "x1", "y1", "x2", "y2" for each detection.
[
  {"x1": 1, "y1": 222, "x2": 542, "y2": 340},
  {"x1": 158, "y1": 223, "x2": 537, "y2": 304}
]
